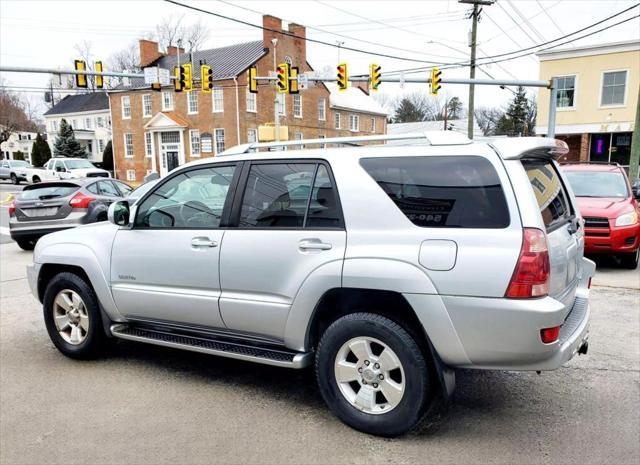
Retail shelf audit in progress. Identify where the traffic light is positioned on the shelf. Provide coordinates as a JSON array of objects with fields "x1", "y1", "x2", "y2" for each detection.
[
  {"x1": 337, "y1": 63, "x2": 348, "y2": 91},
  {"x1": 276, "y1": 63, "x2": 290, "y2": 94},
  {"x1": 247, "y1": 67, "x2": 258, "y2": 94},
  {"x1": 74, "y1": 60, "x2": 87, "y2": 88},
  {"x1": 181, "y1": 63, "x2": 193, "y2": 91},
  {"x1": 430, "y1": 67, "x2": 442, "y2": 95},
  {"x1": 370, "y1": 63, "x2": 381, "y2": 92},
  {"x1": 289, "y1": 66, "x2": 299, "y2": 94},
  {"x1": 95, "y1": 61, "x2": 104, "y2": 89},
  {"x1": 201, "y1": 64, "x2": 213, "y2": 93},
  {"x1": 174, "y1": 66, "x2": 182, "y2": 92}
]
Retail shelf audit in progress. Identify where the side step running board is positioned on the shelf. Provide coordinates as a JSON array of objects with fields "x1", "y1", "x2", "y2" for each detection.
[{"x1": 110, "y1": 324, "x2": 312, "y2": 369}]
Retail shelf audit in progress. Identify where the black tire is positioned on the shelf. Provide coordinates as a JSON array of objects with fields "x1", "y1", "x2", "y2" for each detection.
[
  {"x1": 316, "y1": 312, "x2": 432, "y2": 437},
  {"x1": 32, "y1": 176, "x2": 41, "y2": 183},
  {"x1": 43, "y1": 272, "x2": 108, "y2": 359},
  {"x1": 16, "y1": 239, "x2": 35, "y2": 251},
  {"x1": 10, "y1": 173, "x2": 19, "y2": 185},
  {"x1": 620, "y1": 249, "x2": 639, "y2": 269}
]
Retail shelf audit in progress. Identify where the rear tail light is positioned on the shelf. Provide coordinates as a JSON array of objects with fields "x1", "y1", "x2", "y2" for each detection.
[
  {"x1": 8, "y1": 201, "x2": 15, "y2": 217},
  {"x1": 540, "y1": 326, "x2": 560, "y2": 344},
  {"x1": 506, "y1": 228, "x2": 550, "y2": 298},
  {"x1": 69, "y1": 192, "x2": 96, "y2": 209}
]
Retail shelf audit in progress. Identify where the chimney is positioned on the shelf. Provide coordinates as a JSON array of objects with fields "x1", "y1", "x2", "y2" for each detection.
[
  {"x1": 139, "y1": 39, "x2": 164, "y2": 68},
  {"x1": 263, "y1": 15, "x2": 283, "y2": 52},
  {"x1": 288, "y1": 23, "x2": 307, "y2": 63},
  {"x1": 167, "y1": 45, "x2": 185, "y2": 57}
]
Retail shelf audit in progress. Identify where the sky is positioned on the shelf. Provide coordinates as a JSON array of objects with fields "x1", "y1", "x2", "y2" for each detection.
[{"x1": 1, "y1": 0, "x2": 639, "y2": 120}]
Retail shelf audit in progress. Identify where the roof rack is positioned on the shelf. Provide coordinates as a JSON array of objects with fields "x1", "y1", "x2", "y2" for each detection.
[{"x1": 219, "y1": 131, "x2": 472, "y2": 156}]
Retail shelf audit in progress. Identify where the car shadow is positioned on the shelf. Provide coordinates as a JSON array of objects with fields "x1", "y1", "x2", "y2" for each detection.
[{"x1": 104, "y1": 340, "x2": 555, "y2": 438}]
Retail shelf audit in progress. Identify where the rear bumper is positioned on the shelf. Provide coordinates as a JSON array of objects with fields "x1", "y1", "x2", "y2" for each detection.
[
  {"x1": 584, "y1": 223, "x2": 640, "y2": 254},
  {"x1": 10, "y1": 226, "x2": 74, "y2": 242},
  {"x1": 411, "y1": 257, "x2": 596, "y2": 371}
]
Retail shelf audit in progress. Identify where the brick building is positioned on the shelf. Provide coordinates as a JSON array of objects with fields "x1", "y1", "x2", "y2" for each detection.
[{"x1": 108, "y1": 15, "x2": 387, "y2": 182}]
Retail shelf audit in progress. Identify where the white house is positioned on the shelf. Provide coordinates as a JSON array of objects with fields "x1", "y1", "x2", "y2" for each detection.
[
  {"x1": 0, "y1": 131, "x2": 38, "y2": 162},
  {"x1": 43, "y1": 93, "x2": 112, "y2": 165}
]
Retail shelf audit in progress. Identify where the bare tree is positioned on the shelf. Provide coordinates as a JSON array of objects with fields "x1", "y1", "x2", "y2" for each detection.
[
  {"x1": 526, "y1": 96, "x2": 537, "y2": 136},
  {"x1": 0, "y1": 84, "x2": 38, "y2": 146},
  {"x1": 107, "y1": 41, "x2": 141, "y2": 88},
  {"x1": 73, "y1": 40, "x2": 96, "y2": 90},
  {"x1": 184, "y1": 19, "x2": 209, "y2": 52},
  {"x1": 475, "y1": 106, "x2": 504, "y2": 136},
  {"x1": 154, "y1": 15, "x2": 209, "y2": 52}
]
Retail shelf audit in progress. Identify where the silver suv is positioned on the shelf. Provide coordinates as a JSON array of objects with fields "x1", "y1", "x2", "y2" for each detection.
[{"x1": 27, "y1": 133, "x2": 594, "y2": 437}]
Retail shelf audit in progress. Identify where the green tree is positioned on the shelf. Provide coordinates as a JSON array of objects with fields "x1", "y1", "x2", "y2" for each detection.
[
  {"x1": 30, "y1": 133, "x2": 51, "y2": 167},
  {"x1": 393, "y1": 97, "x2": 426, "y2": 123},
  {"x1": 53, "y1": 118, "x2": 86, "y2": 158},
  {"x1": 102, "y1": 140, "x2": 113, "y2": 171},
  {"x1": 12, "y1": 150, "x2": 25, "y2": 161},
  {"x1": 446, "y1": 97, "x2": 463, "y2": 119},
  {"x1": 504, "y1": 86, "x2": 530, "y2": 136}
]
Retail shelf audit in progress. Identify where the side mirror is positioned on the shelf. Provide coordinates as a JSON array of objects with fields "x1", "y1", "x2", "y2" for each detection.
[{"x1": 108, "y1": 200, "x2": 131, "y2": 226}]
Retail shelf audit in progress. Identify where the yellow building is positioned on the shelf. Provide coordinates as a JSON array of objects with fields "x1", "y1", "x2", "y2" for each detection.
[{"x1": 536, "y1": 40, "x2": 639, "y2": 167}]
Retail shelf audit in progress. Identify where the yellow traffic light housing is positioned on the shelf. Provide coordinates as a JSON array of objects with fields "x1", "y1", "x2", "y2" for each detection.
[
  {"x1": 201, "y1": 64, "x2": 213, "y2": 93},
  {"x1": 174, "y1": 66, "x2": 182, "y2": 92},
  {"x1": 276, "y1": 63, "x2": 290, "y2": 94},
  {"x1": 337, "y1": 63, "x2": 348, "y2": 91},
  {"x1": 95, "y1": 61, "x2": 104, "y2": 89},
  {"x1": 289, "y1": 66, "x2": 299, "y2": 94},
  {"x1": 247, "y1": 67, "x2": 258, "y2": 94},
  {"x1": 181, "y1": 63, "x2": 193, "y2": 92},
  {"x1": 74, "y1": 60, "x2": 87, "y2": 88},
  {"x1": 430, "y1": 67, "x2": 442, "y2": 95},
  {"x1": 370, "y1": 63, "x2": 381, "y2": 92}
]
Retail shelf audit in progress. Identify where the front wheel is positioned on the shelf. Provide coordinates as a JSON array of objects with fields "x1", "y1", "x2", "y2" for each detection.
[
  {"x1": 316, "y1": 313, "x2": 432, "y2": 437},
  {"x1": 10, "y1": 173, "x2": 19, "y2": 185},
  {"x1": 620, "y1": 249, "x2": 639, "y2": 269},
  {"x1": 32, "y1": 176, "x2": 41, "y2": 183},
  {"x1": 43, "y1": 272, "x2": 109, "y2": 359}
]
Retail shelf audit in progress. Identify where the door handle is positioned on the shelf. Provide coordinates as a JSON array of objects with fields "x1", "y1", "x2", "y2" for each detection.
[
  {"x1": 299, "y1": 239, "x2": 332, "y2": 251},
  {"x1": 191, "y1": 237, "x2": 218, "y2": 248}
]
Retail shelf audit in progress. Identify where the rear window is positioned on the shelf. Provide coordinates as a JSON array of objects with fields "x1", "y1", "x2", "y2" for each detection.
[
  {"x1": 522, "y1": 160, "x2": 572, "y2": 230},
  {"x1": 360, "y1": 156, "x2": 510, "y2": 228},
  {"x1": 20, "y1": 184, "x2": 79, "y2": 200}
]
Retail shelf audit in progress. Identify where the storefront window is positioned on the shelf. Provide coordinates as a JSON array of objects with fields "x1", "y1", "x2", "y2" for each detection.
[{"x1": 589, "y1": 132, "x2": 632, "y2": 168}]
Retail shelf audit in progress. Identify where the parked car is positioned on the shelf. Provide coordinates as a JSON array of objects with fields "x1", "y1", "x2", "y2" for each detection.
[
  {"x1": 9, "y1": 178, "x2": 132, "y2": 250},
  {"x1": 27, "y1": 134, "x2": 594, "y2": 437},
  {"x1": 0, "y1": 159, "x2": 32, "y2": 184},
  {"x1": 24, "y1": 158, "x2": 110, "y2": 183},
  {"x1": 632, "y1": 178, "x2": 640, "y2": 198},
  {"x1": 561, "y1": 163, "x2": 640, "y2": 269}
]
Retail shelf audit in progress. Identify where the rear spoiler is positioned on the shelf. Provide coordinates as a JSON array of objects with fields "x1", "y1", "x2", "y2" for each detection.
[
  {"x1": 22, "y1": 181, "x2": 80, "y2": 191},
  {"x1": 489, "y1": 137, "x2": 569, "y2": 161}
]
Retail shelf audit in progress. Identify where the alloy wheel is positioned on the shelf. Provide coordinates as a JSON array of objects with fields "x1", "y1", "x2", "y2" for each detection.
[{"x1": 52, "y1": 289, "x2": 89, "y2": 345}]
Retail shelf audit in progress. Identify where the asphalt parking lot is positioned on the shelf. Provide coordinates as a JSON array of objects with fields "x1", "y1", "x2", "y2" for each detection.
[{"x1": 0, "y1": 239, "x2": 639, "y2": 464}]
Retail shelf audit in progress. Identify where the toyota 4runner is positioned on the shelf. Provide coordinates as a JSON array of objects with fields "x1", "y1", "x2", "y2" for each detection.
[{"x1": 27, "y1": 133, "x2": 595, "y2": 437}]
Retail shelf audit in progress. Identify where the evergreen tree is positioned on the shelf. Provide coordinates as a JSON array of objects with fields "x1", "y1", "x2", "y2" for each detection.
[
  {"x1": 446, "y1": 97, "x2": 463, "y2": 119},
  {"x1": 102, "y1": 140, "x2": 113, "y2": 171},
  {"x1": 393, "y1": 97, "x2": 427, "y2": 123},
  {"x1": 53, "y1": 119, "x2": 86, "y2": 158},
  {"x1": 30, "y1": 133, "x2": 51, "y2": 167},
  {"x1": 504, "y1": 86, "x2": 530, "y2": 136}
]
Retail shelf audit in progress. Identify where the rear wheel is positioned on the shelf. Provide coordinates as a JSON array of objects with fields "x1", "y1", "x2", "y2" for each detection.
[
  {"x1": 16, "y1": 239, "x2": 35, "y2": 250},
  {"x1": 620, "y1": 249, "x2": 639, "y2": 269},
  {"x1": 316, "y1": 312, "x2": 432, "y2": 437},
  {"x1": 43, "y1": 272, "x2": 108, "y2": 359},
  {"x1": 10, "y1": 173, "x2": 19, "y2": 185}
]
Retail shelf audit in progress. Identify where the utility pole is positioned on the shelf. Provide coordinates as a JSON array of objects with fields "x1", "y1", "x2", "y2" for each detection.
[
  {"x1": 630, "y1": 85, "x2": 640, "y2": 180},
  {"x1": 272, "y1": 38, "x2": 280, "y2": 143},
  {"x1": 459, "y1": 0, "x2": 494, "y2": 139}
]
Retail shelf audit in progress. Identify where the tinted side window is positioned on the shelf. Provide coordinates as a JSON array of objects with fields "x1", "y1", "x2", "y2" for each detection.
[
  {"x1": 239, "y1": 163, "x2": 316, "y2": 228},
  {"x1": 522, "y1": 160, "x2": 572, "y2": 230},
  {"x1": 98, "y1": 181, "x2": 120, "y2": 197},
  {"x1": 113, "y1": 181, "x2": 133, "y2": 196},
  {"x1": 135, "y1": 165, "x2": 236, "y2": 228},
  {"x1": 360, "y1": 156, "x2": 510, "y2": 228},
  {"x1": 306, "y1": 165, "x2": 341, "y2": 228},
  {"x1": 87, "y1": 183, "x2": 100, "y2": 195}
]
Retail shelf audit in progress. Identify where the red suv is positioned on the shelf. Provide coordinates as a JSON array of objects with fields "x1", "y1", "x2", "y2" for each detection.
[{"x1": 561, "y1": 163, "x2": 640, "y2": 269}]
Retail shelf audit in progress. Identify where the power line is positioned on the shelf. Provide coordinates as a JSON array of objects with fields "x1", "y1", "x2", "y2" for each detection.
[
  {"x1": 506, "y1": 0, "x2": 547, "y2": 42},
  {"x1": 535, "y1": 0, "x2": 564, "y2": 36},
  {"x1": 163, "y1": 0, "x2": 458, "y2": 65},
  {"x1": 496, "y1": 0, "x2": 539, "y2": 44}
]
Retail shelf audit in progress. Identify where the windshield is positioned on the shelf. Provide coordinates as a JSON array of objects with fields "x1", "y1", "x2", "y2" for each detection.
[
  {"x1": 11, "y1": 161, "x2": 31, "y2": 167},
  {"x1": 64, "y1": 159, "x2": 95, "y2": 169},
  {"x1": 564, "y1": 171, "x2": 628, "y2": 198}
]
